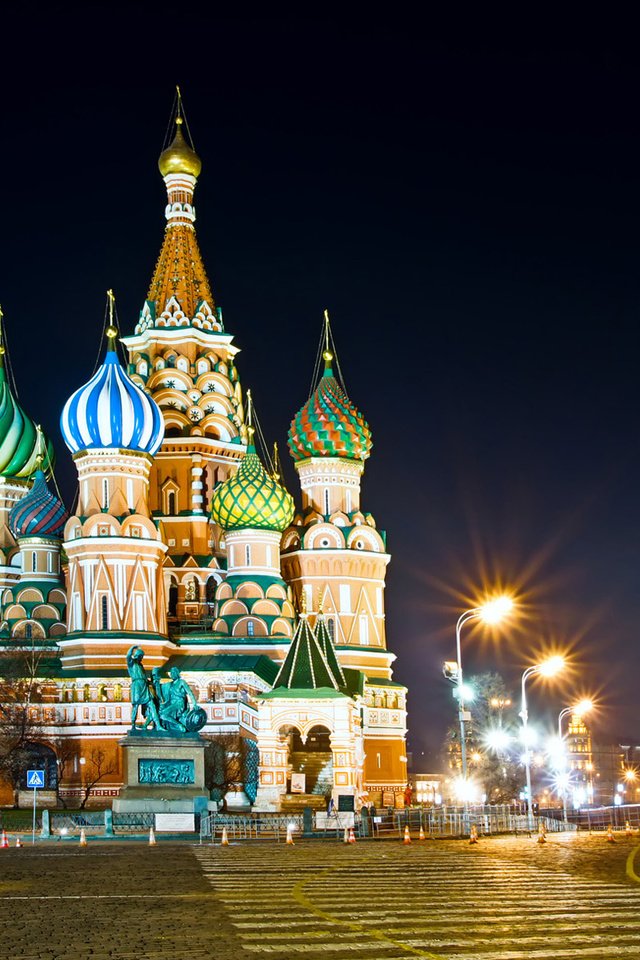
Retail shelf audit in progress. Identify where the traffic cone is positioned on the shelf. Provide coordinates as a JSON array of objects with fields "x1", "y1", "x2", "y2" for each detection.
[
  {"x1": 148, "y1": 827, "x2": 156, "y2": 846},
  {"x1": 343, "y1": 827, "x2": 349, "y2": 844},
  {"x1": 419, "y1": 826, "x2": 425, "y2": 841},
  {"x1": 348, "y1": 827, "x2": 356, "y2": 844},
  {"x1": 403, "y1": 825, "x2": 411, "y2": 844},
  {"x1": 537, "y1": 823, "x2": 546, "y2": 844},
  {"x1": 1, "y1": 830, "x2": 9, "y2": 849},
  {"x1": 286, "y1": 824, "x2": 295, "y2": 845},
  {"x1": 469, "y1": 824, "x2": 479, "y2": 844},
  {"x1": 79, "y1": 829, "x2": 87, "y2": 847},
  {"x1": 220, "y1": 827, "x2": 229, "y2": 846},
  {"x1": 15, "y1": 837, "x2": 22, "y2": 848},
  {"x1": 626, "y1": 821, "x2": 633, "y2": 838},
  {"x1": 607, "y1": 825, "x2": 615, "y2": 843}
]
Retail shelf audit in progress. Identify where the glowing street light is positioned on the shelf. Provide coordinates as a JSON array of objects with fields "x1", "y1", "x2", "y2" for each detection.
[
  {"x1": 520, "y1": 655, "x2": 565, "y2": 831},
  {"x1": 484, "y1": 728, "x2": 512, "y2": 753},
  {"x1": 452, "y1": 595, "x2": 514, "y2": 830},
  {"x1": 557, "y1": 698, "x2": 594, "y2": 823}
]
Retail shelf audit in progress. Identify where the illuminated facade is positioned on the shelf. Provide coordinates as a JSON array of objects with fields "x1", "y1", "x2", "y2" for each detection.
[{"x1": 0, "y1": 105, "x2": 407, "y2": 810}]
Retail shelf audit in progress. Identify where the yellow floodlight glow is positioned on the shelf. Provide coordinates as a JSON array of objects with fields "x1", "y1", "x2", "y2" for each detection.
[
  {"x1": 478, "y1": 595, "x2": 514, "y2": 625},
  {"x1": 537, "y1": 655, "x2": 565, "y2": 678},
  {"x1": 573, "y1": 698, "x2": 594, "y2": 717}
]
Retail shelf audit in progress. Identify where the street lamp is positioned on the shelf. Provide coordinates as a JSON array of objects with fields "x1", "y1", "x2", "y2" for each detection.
[
  {"x1": 557, "y1": 699, "x2": 593, "y2": 824},
  {"x1": 453, "y1": 596, "x2": 514, "y2": 823},
  {"x1": 521, "y1": 656, "x2": 565, "y2": 831}
]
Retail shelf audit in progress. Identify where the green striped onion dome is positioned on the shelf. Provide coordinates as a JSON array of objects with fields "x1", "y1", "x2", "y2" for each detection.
[
  {"x1": 211, "y1": 448, "x2": 295, "y2": 532},
  {"x1": 288, "y1": 361, "x2": 372, "y2": 463},
  {"x1": 0, "y1": 365, "x2": 54, "y2": 479}
]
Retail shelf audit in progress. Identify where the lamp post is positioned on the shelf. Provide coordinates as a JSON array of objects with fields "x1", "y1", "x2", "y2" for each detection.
[
  {"x1": 452, "y1": 596, "x2": 513, "y2": 827},
  {"x1": 520, "y1": 656, "x2": 565, "y2": 832},
  {"x1": 557, "y1": 699, "x2": 593, "y2": 824}
]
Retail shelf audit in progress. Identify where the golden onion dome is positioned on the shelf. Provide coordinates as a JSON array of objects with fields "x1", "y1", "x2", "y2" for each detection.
[{"x1": 158, "y1": 118, "x2": 202, "y2": 178}]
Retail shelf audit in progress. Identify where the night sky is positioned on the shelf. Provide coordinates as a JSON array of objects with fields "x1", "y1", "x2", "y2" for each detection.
[{"x1": 3, "y1": 14, "x2": 640, "y2": 763}]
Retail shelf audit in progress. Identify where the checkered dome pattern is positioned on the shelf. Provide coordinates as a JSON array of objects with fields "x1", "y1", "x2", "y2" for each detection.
[
  {"x1": 211, "y1": 451, "x2": 295, "y2": 532},
  {"x1": 288, "y1": 372, "x2": 372, "y2": 463}
]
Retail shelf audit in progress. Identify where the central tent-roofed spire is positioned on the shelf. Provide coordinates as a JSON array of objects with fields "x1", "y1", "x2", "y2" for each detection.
[{"x1": 137, "y1": 88, "x2": 219, "y2": 334}]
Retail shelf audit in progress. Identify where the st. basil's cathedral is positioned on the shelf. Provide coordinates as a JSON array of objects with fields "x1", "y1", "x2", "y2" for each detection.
[{"x1": 0, "y1": 103, "x2": 408, "y2": 811}]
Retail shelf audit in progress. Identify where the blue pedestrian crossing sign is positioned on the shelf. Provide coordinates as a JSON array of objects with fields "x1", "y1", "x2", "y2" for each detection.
[{"x1": 26, "y1": 770, "x2": 45, "y2": 788}]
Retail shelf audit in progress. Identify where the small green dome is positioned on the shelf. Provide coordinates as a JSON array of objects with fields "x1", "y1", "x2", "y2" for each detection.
[
  {"x1": 0, "y1": 365, "x2": 54, "y2": 479},
  {"x1": 211, "y1": 448, "x2": 295, "y2": 533}
]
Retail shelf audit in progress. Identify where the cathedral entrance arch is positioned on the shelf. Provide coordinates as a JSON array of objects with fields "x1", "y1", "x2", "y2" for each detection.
[{"x1": 281, "y1": 723, "x2": 333, "y2": 797}]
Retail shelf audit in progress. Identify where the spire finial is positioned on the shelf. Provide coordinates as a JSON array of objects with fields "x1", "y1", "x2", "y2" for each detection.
[
  {"x1": 272, "y1": 441, "x2": 282, "y2": 481},
  {"x1": 246, "y1": 389, "x2": 255, "y2": 445},
  {"x1": 34, "y1": 424, "x2": 46, "y2": 471},
  {"x1": 323, "y1": 308, "x2": 333, "y2": 371},
  {"x1": 317, "y1": 589, "x2": 324, "y2": 615},
  {"x1": 0, "y1": 304, "x2": 4, "y2": 364},
  {"x1": 105, "y1": 290, "x2": 118, "y2": 351},
  {"x1": 300, "y1": 590, "x2": 308, "y2": 618}
]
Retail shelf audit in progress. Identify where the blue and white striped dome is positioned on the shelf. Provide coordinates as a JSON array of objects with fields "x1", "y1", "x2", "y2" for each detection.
[{"x1": 60, "y1": 342, "x2": 164, "y2": 455}]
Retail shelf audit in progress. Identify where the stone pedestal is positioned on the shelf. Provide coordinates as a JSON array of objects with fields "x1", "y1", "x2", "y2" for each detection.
[{"x1": 112, "y1": 731, "x2": 209, "y2": 814}]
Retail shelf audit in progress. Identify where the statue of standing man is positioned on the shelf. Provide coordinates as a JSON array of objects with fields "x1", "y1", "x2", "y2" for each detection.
[{"x1": 126, "y1": 645, "x2": 162, "y2": 730}]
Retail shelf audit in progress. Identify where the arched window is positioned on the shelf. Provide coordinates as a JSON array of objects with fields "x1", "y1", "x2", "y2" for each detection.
[
  {"x1": 113, "y1": 683, "x2": 122, "y2": 701},
  {"x1": 167, "y1": 491, "x2": 176, "y2": 515},
  {"x1": 101, "y1": 596, "x2": 109, "y2": 631},
  {"x1": 24, "y1": 623, "x2": 32, "y2": 640},
  {"x1": 247, "y1": 620, "x2": 255, "y2": 637},
  {"x1": 31, "y1": 552, "x2": 37, "y2": 572},
  {"x1": 326, "y1": 617, "x2": 335, "y2": 642},
  {"x1": 102, "y1": 479, "x2": 109, "y2": 510},
  {"x1": 324, "y1": 489, "x2": 330, "y2": 516},
  {"x1": 245, "y1": 544, "x2": 251, "y2": 566}
]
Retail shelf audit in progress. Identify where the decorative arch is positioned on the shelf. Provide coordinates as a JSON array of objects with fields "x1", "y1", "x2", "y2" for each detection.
[
  {"x1": 215, "y1": 582, "x2": 233, "y2": 601},
  {"x1": 266, "y1": 583, "x2": 287, "y2": 600},
  {"x1": 236, "y1": 582, "x2": 263, "y2": 600},
  {"x1": 31, "y1": 604, "x2": 60, "y2": 620},
  {"x1": 346, "y1": 527, "x2": 383, "y2": 552},
  {"x1": 48, "y1": 589, "x2": 66, "y2": 605},
  {"x1": 303, "y1": 525, "x2": 345, "y2": 550},
  {"x1": 251, "y1": 599, "x2": 281, "y2": 617},
  {"x1": 16, "y1": 588, "x2": 44, "y2": 604},
  {"x1": 271, "y1": 617, "x2": 293, "y2": 637},
  {"x1": 231, "y1": 617, "x2": 268, "y2": 637},
  {"x1": 219, "y1": 599, "x2": 249, "y2": 617}
]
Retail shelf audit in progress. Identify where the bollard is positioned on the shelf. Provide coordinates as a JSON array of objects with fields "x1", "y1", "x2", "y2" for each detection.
[
  {"x1": 607, "y1": 825, "x2": 615, "y2": 843},
  {"x1": 419, "y1": 826, "x2": 425, "y2": 841},
  {"x1": 149, "y1": 827, "x2": 157, "y2": 846},
  {"x1": 343, "y1": 827, "x2": 349, "y2": 844},
  {"x1": 221, "y1": 827, "x2": 229, "y2": 846},
  {"x1": 469, "y1": 824, "x2": 479, "y2": 845},
  {"x1": 286, "y1": 823, "x2": 295, "y2": 845},
  {"x1": 403, "y1": 825, "x2": 411, "y2": 845},
  {"x1": 537, "y1": 822, "x2": 546, "y2": 844},
  {"x1": 348, "y1": 827, "x2": 356, "y2": 844},
  {"x1": 1, "y1": 830, "x2": 9, "y2": 849},
  {"x1": 15, "y1": 837, "x2": 22, "y2": 848},
  {"x1": 41, "y1": 809, "x2": 51, "y2": 840},
  {"x1": 104, "y1": 809, "x2": 114, "y2": 838},
  {"x1": 79, "y1": 828, "x2": 87, "y2": 847}
]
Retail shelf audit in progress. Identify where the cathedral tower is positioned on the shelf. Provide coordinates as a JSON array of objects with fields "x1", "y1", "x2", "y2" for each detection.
[
  {"x1": 122, "y1": 100, "x2": 246, "y2": 623},
  {"x1": 59, "y1": 318, "x2": 170, "y2": 669},
  {"x1": 282, "y1": 323, "x2": 392, "y2": 680},
  {"x1": 210, "y1": 402, "x2": 296, "y2": 642}
]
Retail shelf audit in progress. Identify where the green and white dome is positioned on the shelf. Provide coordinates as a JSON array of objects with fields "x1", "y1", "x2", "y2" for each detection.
[{"x1": 211, "y1": 446, "x2": 294, "y2": 533}]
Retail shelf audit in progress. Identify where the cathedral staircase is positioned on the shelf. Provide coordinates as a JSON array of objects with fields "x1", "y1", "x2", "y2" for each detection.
[{"x1": 285, "y1": 751, "x2": 333, "y2": 812}]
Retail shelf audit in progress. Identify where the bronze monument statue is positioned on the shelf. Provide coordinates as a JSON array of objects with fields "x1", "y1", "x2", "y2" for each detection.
[{"x1": 126, "y1": 646, "x2": 206, "y2": 734}]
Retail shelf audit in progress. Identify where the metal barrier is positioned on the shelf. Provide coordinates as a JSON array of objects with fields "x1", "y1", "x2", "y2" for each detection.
[
  {"x1": 201, "y1": 812, "x2": 305, "y2": 843},
  {"x1": 112, "y1": 812, "x2": 155, "y2": 833},
  {"x1": 51, "y1": 811, "x2": 105, "y2": 835},
  {"x1": 574, "y1": 803, "x2": 640, "y2": 832}
]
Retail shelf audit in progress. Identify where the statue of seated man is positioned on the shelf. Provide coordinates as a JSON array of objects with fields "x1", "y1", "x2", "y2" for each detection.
[{"x1": 152, "y1": 666, "x2": 199, "y2": 733}]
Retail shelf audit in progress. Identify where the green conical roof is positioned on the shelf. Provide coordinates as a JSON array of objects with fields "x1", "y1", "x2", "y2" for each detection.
[
  {"x1": 315, "y1": 613, "x2": 346, "y2": 688},
  {"x1": 272, "y1": 615, "x2": 340, "y2": 691},
  {"x1": 0, "y1": 363, "x2": 54, "y2": 479}
]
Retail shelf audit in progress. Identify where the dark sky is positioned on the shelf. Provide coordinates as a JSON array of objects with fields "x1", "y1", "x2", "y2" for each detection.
[{"x1": 3, "y1": 13, "x2": 640, "y2": 762}]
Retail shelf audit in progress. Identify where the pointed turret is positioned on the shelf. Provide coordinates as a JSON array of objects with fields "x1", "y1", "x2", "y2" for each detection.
[
  {"x1": 139, "y1": 93, "x2": 217, "y2": 331},
  {"x1": 271, "y1": 610, "x2": 341, "y2": 692},
  {"x1": 315, "y1": 608, "x2": 346, "y2": 687}
]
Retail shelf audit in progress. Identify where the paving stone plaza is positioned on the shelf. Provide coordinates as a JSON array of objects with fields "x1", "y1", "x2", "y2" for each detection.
[{"x1": 1, "y1": 834, "x2": 640, "y2": 958}]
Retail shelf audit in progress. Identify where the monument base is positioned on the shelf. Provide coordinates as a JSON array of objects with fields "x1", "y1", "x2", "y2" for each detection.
[{"x1": 112, "y1": 732, "x2": 209, "y2": 815}]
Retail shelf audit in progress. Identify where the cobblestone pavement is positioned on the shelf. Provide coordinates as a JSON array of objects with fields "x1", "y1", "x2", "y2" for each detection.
[
  {"x1": 0, "y1": 834, "x2": 639, "y2": 959},
  {"x1": 195, "y1": 833, "x2": 640, "y2": 958}
]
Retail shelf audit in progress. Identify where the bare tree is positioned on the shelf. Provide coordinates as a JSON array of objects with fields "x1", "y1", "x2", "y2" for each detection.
[
  {"x1": 204, "y1": 733, "x2": 258, "y2": 809},
  {"x1": 79, "y1": 748, "x2": 118, "y2": 809},
  {"x1": 0, "y1": 644, "x2": 51, "y2": 806},
  {"x1": 49, "y1": 737, "x2": 77, "y2": 809}
]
